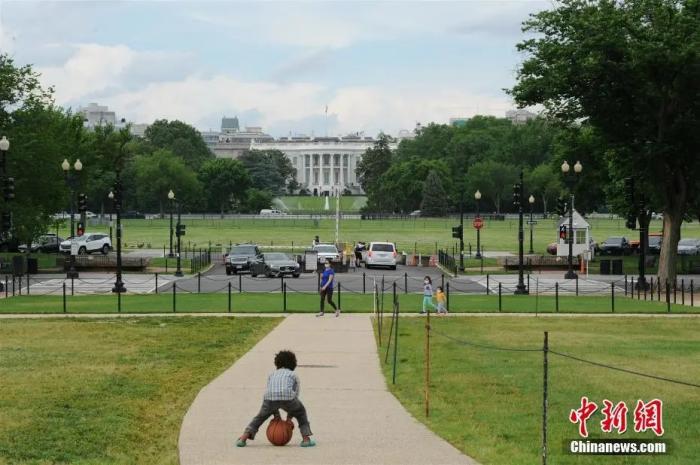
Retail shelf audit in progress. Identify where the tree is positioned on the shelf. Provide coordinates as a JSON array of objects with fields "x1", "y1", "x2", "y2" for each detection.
[
  {"x1": 133, "y1": 149, "x2": 203, "y2": 213},
  {"x1": 464, "y1": 160, "x2": 519, "y2": 213},
  {"x1": 239, "y1": 149, "x2": 296, "y2": 194},
  {"x1": 525, "y1": 164, "x2": 562, "y2": 216},
  {"x1": 510, "y1": 0, "x2": 700, "y2": 283},
  {"x1": 198, "y1": 159, "x2": 251, "y2": 215},
  {"x1": 420, "y1": 170, "x2": 449, "y2": 217},
  {"x1": 242, "y1": 188, "x2": 274, "y2": 213},
  {"x1": 144, "y1": 119, "x2": 214, "y2": 170},
  {"x1": 356, "y1": 133, "x2": 393, "y2": 195}
]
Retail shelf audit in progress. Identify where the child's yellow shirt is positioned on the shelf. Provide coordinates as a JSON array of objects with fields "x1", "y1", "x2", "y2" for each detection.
[{"x1": 436, "y1": 290, "x2": 446, "y2": 303}]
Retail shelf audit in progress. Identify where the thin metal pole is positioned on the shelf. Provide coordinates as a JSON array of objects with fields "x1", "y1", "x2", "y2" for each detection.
[
  {"x1": 228, "y1": 282, "x2": 232, "y2": 312},
  {"x1": 498, "y1": 282, "x2": 502, "y2": 312},
  {"x1": 611, "y1": 282, "x2": 615, "y2": 313},
  {"x1": 542, "y1": 331, "x2": 549, "y2": 465},
  {"x1": 63, "y1": 282, "x2": 67, "y2": 313},
  {"x1": 555, "y1": 282, "x2": 559, "y2": 312},
  {"x1": 173, "y1": 283, "x2": 176, "y2": 313},
  {"x1": 425, "y1": 307, "x2": 430, "y2": 417},
  {"x1": 392, "y1": 301, "x2": 399, "y2": 385}
]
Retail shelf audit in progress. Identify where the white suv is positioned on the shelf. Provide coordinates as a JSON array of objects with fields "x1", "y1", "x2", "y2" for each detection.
[
  {"x1": 365, "y1": 242, "x2": 397, "y2": 270},
  {"x1": 60, "y1": 233, "x2": 112, "y2": 255}
]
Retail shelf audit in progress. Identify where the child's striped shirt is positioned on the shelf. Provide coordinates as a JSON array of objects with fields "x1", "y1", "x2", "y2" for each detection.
[{"x1": 264, "y1": 368, "x2": 299, "y2": 400}]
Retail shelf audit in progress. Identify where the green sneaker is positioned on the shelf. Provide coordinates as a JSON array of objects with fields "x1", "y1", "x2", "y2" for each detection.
[
  {"x1": 236, "y1": 439, "x2": 247, "y2": 447},
  {"x1": 300, "y1": 439, "x2": 316, "y2": 447}
]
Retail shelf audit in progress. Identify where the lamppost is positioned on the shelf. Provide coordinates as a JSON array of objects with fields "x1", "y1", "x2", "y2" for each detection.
[
  {"x1": 561, "y1": 160, "x2": 583, "y2": 279},
  {"x1": 168, "y1": 189, "x2": 175, "y2": 258},
  {"x1": 110, "y1": 177, "x2": 126, "y2": 293},
  {"x1": 173, "y1": 194, "x2": 184, "y2": 277},
  {"x1": 528, "y1": 194, "x2": 535, "y2": 254},
  {"x1": 0, "y1": 136, "x2": 12, "y2": 247},
  {"x1": 108, "y1": 191, "x2": 113, "y2": 244},
  {"x1": 459, "y1": 189, "x2": 465, "y2": 271},
  {"x1": 514, "y1": 170, "x2": 528, "y2": 295},
  {"x1": 474, "y1": 190, "x2": 482, "y2": 259},
  {"x1": 61, "y1": 158, "x2": 82, "y2": 279}
]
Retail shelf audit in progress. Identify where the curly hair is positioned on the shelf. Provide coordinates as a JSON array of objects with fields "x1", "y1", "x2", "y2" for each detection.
[{"x1": 274, "y1": 350, "x2": 297, "y2": 371}]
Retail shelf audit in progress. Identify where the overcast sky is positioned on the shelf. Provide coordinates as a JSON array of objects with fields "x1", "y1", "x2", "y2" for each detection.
[{"x1": 0, "y1": 0, "x2": 548, "y2": 137}]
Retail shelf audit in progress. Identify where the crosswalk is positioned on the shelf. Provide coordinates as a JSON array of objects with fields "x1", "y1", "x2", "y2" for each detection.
[
  {"x1": 464, "y1": 274, "x2": 624, "y2": 295},
  {"x1": 17, "y1": 274, "x2": 174, "y2": 295}
]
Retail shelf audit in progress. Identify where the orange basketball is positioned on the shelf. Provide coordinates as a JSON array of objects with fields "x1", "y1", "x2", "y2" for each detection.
[{"x1": 266, "y1": 417, "x2": 294, "y2": 446}]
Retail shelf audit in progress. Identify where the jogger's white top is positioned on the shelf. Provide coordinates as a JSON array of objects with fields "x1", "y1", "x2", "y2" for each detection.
[{"x1": 178, "y1": 314, "x2": 479, "y2": 465}]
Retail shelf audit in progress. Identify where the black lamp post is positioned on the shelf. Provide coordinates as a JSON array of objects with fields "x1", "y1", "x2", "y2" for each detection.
[
  {"x1": 168, "y1": 189, "x2": 175, "y2": 258},
  {"x1": 561, "y1": 160, "x2": 583, "y2": 279},
  {"x1": 110, "y1": 175, "x2": 126, "y2": 293},
  {"x1": 174, "y1": 197, "x2": 184, "y2": 277},
  {"x1": 474, "y1": 189, "x2": 482, "y2": 259},
  {"x1": 514, "y1": 170, "x2": 528, "y2": 295},
  {"x1": 459, "y1": 189, "x2": 465, "y2": 271},
  {"x1": 108, "y1": 194, "x2": 113, "y2": 244},
  {"x1": 528, "y1": 194, "x2": 535, "y2": 254},
  {"x1": 0, "y1": 136, "x2": 12, "y2": 249},
  {"x1": 61, "y1": 158, "x2": 82, "y2": 279}
]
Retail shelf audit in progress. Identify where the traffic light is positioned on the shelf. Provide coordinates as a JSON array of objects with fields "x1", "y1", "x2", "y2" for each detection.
[
  {"x1": 1, "y1": 213, "x2": 10, "y2": 231},
  {"x1": 78, "y1": 193, "x2": 87, "y2": 212},
  {"x1": 176, "y1": 224, "x2": 187, "y2": 237},
  {"x1": 451, "y1": 225, "x2": 463, "y2": 240},
  {"x1": 512, "y1": 183, "x2": 521, "y2": 207},
  {"x1": 77, "y1": 222, "x2": 85, "y2": 237},
  {"x1": 556, "y1": 196, "x2": 567, "y2": 216},
  {"x1": 3, "y1": 177, "x2": 14, "y2": 201}
]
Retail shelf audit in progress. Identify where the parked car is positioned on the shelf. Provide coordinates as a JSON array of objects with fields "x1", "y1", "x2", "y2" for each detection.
[
  {"x1": 225, "y1": 243, "x2": 262, "y2": 275},
  {"x1": 254, "y1": 253, "x2": 300, "y2": 278},
  {"x1": 59, "y1": 233, "x2": 112, "y2": 255},
  {"x1": 18, "y1": 234, "x2": 64, "y2": 253},
  {"x1": 409, "y1": 210, "x2": 422, "y2": 217},
  {"x1": 313, "y1": 244, "x2": 341, "y2": 263},
  {"x1": 365, "y1": 242, "x2": 398, "y2": 270},
  {"x1": 259, "y1": 209, "x2": 286, "y2": 216},
  {"x1": 598, "y1": 237, "x2": 631, "y2": 256},
  {"x1": 122, "y1": 210, "x2": 146, "y2": 219},
  {"x1": 648, "y1": 235, "x2": 663, "y2": 255},
  {"x1": 677, "y1": 238, "x2": 700, "y2": 256}
]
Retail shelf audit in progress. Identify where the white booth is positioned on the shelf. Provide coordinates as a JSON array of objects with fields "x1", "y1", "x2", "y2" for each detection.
[{"x1": 556, "y1": 210, "x2": 594, "y2": 259}]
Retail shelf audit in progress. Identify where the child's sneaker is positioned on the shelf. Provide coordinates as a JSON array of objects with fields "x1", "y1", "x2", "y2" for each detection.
[
  {"x1": 236, "y1": 438, "x2": 247, "y2": 447},
  {"x1": 335, "y1": 308, "x2": 341, "y2": 317},
  {"x1": 316, "y1": 311, "x2": 325, "y2": 317},
  {"x1": 300, "y1": 438, "x2": 316, "y2": 447}
]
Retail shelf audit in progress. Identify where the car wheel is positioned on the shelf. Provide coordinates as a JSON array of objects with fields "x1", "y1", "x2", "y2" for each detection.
[
  {"x1": 292, "y1": 273, "x2": 300, "y2": 278},
  {"x1": 101, "y1": 244, "x2": 110, "y2": 255},
  {"x1": 391, "y1": 265, "x2": 397, "y2": 270},
  {"x1": 226, "y1": 268, "x2": 232, "y2": 276},
  {"x1": 78, "y1": 247, "x2": 87, "y2": 255},
  {"x1": 251, "y1": 274, "x2": 258, "y2": 278}
]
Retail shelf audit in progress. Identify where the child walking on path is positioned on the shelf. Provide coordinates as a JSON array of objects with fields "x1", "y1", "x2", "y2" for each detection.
[
  {"x1": 436, "y1": 286, "x2": 448, "y2": 315},
  {"x1": 421, "y1": 276, "x2": 437, "y2": 314},
  {"x1": 237, "y1": 350, "x2": 316, "y2": 448}
]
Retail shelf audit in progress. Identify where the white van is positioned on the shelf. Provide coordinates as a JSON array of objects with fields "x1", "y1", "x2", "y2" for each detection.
[
  {"x1": 259, "y1": 209, "x2": 285, "y2": 216},
  {"x1": 365, "y1": 242, "x2": 397, "y2": 270}
]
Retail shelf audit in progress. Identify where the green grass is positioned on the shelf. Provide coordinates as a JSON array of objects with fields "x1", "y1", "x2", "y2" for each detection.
[
  {"x1": 0, "y1": 317, "x2": 280, "y2": 465},
  {"x1": 149, "y1": 257, "x2": 192, "y2": 269},
  {"x1": 68, "y1": 217, "x2": 700, "y2": 256},
  {"x1": 275, "y1": 195, "x2": 367, "y2": 212},
  {"x1": 375, "y1": 317, "x2": 700, "y2": 465},
  {"x1": 1, "y1": 292, "x2": 693, "y2": 314}
]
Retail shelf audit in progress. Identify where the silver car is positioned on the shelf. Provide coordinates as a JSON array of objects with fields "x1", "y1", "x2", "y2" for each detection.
[
  {"x1": 258, "y1": 253, "x2": 301, "y2": 278},
  {"x1": 677, "y1": 238, "x2": 700, "y2": 255}
]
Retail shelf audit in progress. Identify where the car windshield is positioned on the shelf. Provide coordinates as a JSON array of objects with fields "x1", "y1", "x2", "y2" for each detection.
[
  {"x1": 605, "y1": 238, "x2": 623, "y2": 245},
  {"x1": 678, "y1": 239, "x2": 698, "y2": 246},
  {"x1": 649, "y1": 237, "x2": 662, "y2": 245},
  {"x1": 264, "y1": 253, "x2": 290, "y2": 261},
  {"x1": 371, "y1": 244, "x2": 395, "y2": 252},
  {"x1": 231, "y1": 246, "x2": 257, "y2": 255},
  {"x1": 315, "y1": 245, "x2": 338, "y2": 253}
]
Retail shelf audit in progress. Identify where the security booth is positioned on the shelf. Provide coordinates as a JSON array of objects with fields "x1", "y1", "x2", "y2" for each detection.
[{"x1": 556, "y1": 209, "x2": 593, "y2": 259}]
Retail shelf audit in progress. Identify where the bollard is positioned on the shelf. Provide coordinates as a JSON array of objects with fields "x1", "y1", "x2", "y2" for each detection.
[
  {"x1": 393, "y1": 282, "x2": 397, "y2": 303},
  {"x1": 155, "y1": 273, "x2": 159, "y2": 294},
  {"x1": 575, "y1": 275, "x2": 579, "y2": 296},
  {"x1": 173, "y1": 284, "x2": 177, "y2": 313},
  {"x1": 63, "y1": 282, "x2": 67, "y2": 313},
  {"x1": 404, "y1": 272, "x2": 408, "y2": 294},
  {"x1": 555, "y1": 282, "x2": 559, "y2": 312},
  {"x1": 71, "y1": 277, "x2": 74, "y2": 296},
  {"x1": 239, "y1": 274, "x2": 242, "y2": 293},
  {"x1": 611, "y1": 282, "x2": 615, "y2": 313},
  {"x1": 498, "y1": 282, "x2": 502, "y2": 312},
  {"x1": 446, "y1": 282, "x2": 450, "y2": 312},
  {"x1": 682, "y1": 279, "x2": 685, "y2": 306},
  {"x1": 198, "y1": 272, "x2": 201, "y2": 293},
  {"x1": 117, "y1": 289, "x2": 122, "y2": 313},
  {"x1": 363, "y1": 272, "x2": 366, "y2": 294},
  {"x1": 283, "y1": 282, "x2": 287, "y2": 312},
  {"x1": 228, "y1": 282, "x2": 232, "y2": 313},
  {"x1": 486, "y1": 274, "x2": 490, "y2": 295},
  {"x1": 624, "y1": 275, "x2": 628, "y2": 296}
]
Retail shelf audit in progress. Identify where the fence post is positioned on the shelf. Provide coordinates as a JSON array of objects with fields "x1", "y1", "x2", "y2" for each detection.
[
  {"x1": 691, "y1": 280, "x2": 694, "y2": 307},
  {"x1": 239, "y1": 274, "x2": 242, "y2": 293},
  {"x1": 575, "y1": 275, "x2": 579, "y2": 296},
  {"x1": 650, "y1": 277, "x2": 654, "y2": 300},
  {"x1": 117, "y1": 289, "x2": 122, "y2": 313},
  {"x1": 228, "y1": 282, "x2": 232, "y2": 313},
  {"x1": 666, "y1": 280, "x2": 670, "y2": 313},
  {"x1": 611, "y1": 282, "x2": 615, "y2": 313},
  {"x1": 486, "y1": 274, "x2": 490, "y2": 295},
  {"x1": 555, "y1": 282, "x2": 559, "y2": 313},
  {"x1": 658, "y1": 276, "x2": 661, "y2": 300},
  {"x1": 392, "y1": 301, "x2": 399, "y2": 385},
  {"x1": 63, "y1": 282, "x2": 67, "y2": 313},
  {"x1": 155, "y1": 273, "x2": 159, "y2": 294},
  {"x1": 338, "y1": 282, "x2": 342, "y2": 311},
  {"x1": 682, "y1": 279, "x2": 685, "y2": 306},
  {"x1": 12, "y1": 275, "x2": 15, "y2": 296},
  {"x1": 173, "y1": 283, "x2": 177, "y2": 313},
  {"x1": 392, "y1": 282, "x2": 396, "y2": 304},
  {"x1": 673, "y1": 279, "x2": 677, "y2": 304},
  {"x1": 441, "y1": 273, "x2": 445, "y2": 290},
  {"x1": 631, "y1": 276, "x2": 635, "y2": 298},
  {"x1": 542, "y1": 331, "x2": 549, "y2": 465},
  {"x1": 198, "y1": 272, "x2": 201, "y2": 293},
  {"x1": 527, "y1": 273, "x2": 530, "y2": 293},
  {"x1": 624, "y1": 275, "x2": 628, "y2": 296},
  {"x1": 71, "y1": 276, "x2": 74, "y2": 296},
  {"x1": 425, "y1": 307, "x2": 430, "y2": 417},
  {"x1": 446, "y1": 282, "x2": 450, "y2": 312},
  {"x1": 27, "y1": 275, "x2": 30, "y2": 295},
  {"x1": 4, "y1": 275, "x2": 7, "y2": 298},
  {"x1": 363, "y1": 272, "x2": 366, "y2": 294},
  {"x1": 498, "y1": 282, "x2": 502, "y2": 312},
  {"x1": 283, "y1": 282, "x2": 287, "y2": 312},
  {"x1": 404, "y1": 272, "x2": 408, "y2": 294}
]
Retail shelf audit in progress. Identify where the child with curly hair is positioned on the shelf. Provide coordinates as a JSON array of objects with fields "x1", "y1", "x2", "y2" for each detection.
[{"x1": 236, "y1": 350, "x2": 315, "y2": 448}]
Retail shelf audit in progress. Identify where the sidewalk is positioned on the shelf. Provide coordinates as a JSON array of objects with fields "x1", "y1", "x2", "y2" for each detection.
[{"x1": 178, "y1": 314, "x2": 479, "y2": 465}]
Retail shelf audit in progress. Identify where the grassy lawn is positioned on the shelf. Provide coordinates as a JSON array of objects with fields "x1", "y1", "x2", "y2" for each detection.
[
  {"x1": 57, "y1": 217, "x2": 700, "y2": 256},
  {"x1": 0, "y1": 317, "x2": 280, "y2": 465},
  {"x1": 275, "y1": 195, "x2": 367, "y2": 212},
  {"x1": 1, "y1": 293, "x2": 693, "y2": 314},
  {"x1": 375, "y1": 317, "x2": 700, "y2": 465}
]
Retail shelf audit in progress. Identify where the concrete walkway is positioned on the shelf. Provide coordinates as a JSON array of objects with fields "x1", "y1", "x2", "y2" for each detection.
[{"x1": 178, "y1": 314, "x2": 479, "y2": 465}]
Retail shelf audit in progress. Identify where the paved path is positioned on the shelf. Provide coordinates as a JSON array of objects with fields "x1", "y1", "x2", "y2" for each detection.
[{"x1": 178, "y1": 314, "x2": 479, "y2": 465}]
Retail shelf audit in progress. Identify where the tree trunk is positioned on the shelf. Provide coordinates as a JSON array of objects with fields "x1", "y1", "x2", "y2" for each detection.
[
  {"x1": 657, "y1": 174, "x2": 686, "y2": 285},
  {"x1": 541, "y1": 196, "x2": 548, "y2": 218}
]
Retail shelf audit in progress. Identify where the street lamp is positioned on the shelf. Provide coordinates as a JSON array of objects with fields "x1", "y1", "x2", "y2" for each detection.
[
  {"x1": 459, "y1": 189, "x2": 465, "y2": 271},
  {"x1": 62, "y1": 158, "x2": 83, "y2": 279},
  {"x1": 474, "y1": 190, "x2": 482, "y2": 259},
  {"x1": 561, "y1": 160, "x2": 583, "y2": 279},
  {"x1": 528, "y1": 194, "x2": 535, "y2": 254},
  {"x1": 0, "y1": 137, "x2": 12, "y2": 265},
  {"x1": 172, "y1": 193, "x2": 184, "y2": 277},
  {"x1": 168, "y1": 189, "x2": 175, "y2": 258},
  {"x1": 108, "y1": 191, "x2": 114, "y2": 243},
  {"x1": 110, "y1": 176, "x2": 126, "y2": 293},
  {"x1": 514, "y1": 170, "x2": 528, "y2": 295}
]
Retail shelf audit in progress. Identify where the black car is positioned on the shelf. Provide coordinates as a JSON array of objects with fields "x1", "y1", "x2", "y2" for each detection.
[
  {"x1": 599, "y1": 237, "x2": 631, "y2": 256},
  {"x1": 18, "y1": 235, "x2": 64, "y2": 253},
  {"x1": 225, "y1": 244, "x2": 261, "y2": 275}
]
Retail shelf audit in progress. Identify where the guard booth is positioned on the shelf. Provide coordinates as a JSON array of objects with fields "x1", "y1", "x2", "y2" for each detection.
[{"x1": 556, "y1": 209, "x2": 593, "y2": 259}]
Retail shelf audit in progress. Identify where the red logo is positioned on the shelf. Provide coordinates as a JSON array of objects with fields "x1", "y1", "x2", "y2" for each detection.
[
  {"x1": 570, "y1": 397, "x2": 665, "y2": 437},
  {"x1": 473, "y1": 217, "x2": 484, "y2": 230}
]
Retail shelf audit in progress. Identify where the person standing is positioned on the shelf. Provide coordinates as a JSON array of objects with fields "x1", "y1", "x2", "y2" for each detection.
[
  {"x1": 421, "y1": 276, "x2": 437, "y2": 314},
  {"x1": 317, "y1": 259, "x2": 340, "y2": 317},
  {"x1": 354, "y1": 241, "x2": 366, "y2": 268}
]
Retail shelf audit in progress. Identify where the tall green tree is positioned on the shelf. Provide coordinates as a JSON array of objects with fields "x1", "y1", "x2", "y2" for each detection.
[
  {"x1": 239, "y1": 149, "x2": 296, "y2": 194},
  {"x1": 356, "y1": 133, "x2": 393, "y2": 195},
  {"x1": 133, "y1": 149, "x2": 203, "y2": 213},
  {"x1": 144, "y1": 119, "x2": 214, "y2": 170},
  {"x1": 464, "y1": 160, "x2": 519, "y2": 213},
  {"x1": 198, "y1": 158, "x2": 251, "y2": 215},
  {"x1": 510, "y1": 0, "x2": 700, "y2": 283},
  {"x1": 420, "y1": 170, "x2": 449, "y2": 217}
]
